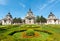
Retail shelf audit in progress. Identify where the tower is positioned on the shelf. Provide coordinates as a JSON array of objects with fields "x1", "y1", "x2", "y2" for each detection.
[
  {"x1": 47, "y1": 12, "x2": 59, "y2": 24},
  {"x1": 2, "y1": 12, "x2": 13, "y2": 25},
  {"x1": 25, "y1": 9, "x2": 35, "y2": 24}
]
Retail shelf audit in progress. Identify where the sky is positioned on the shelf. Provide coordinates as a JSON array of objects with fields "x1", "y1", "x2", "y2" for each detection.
[{"x1": 0, "y1": 0, "x2": 60, "y2": 19}]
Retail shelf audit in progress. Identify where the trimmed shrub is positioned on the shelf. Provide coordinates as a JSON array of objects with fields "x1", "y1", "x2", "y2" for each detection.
[{"x1": 26, "y1": 29, "x2": 35, "y2": 36}]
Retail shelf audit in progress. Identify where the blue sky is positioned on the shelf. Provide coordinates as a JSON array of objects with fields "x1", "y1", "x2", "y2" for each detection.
[{"x1": 0, "y1": 0, "x2": 60, "y2": 19}]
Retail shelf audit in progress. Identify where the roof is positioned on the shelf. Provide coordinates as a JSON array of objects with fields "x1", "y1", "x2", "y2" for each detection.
[
  {"x1": 2, "y1": 12, "x2": 13, "y2": 20},
  {"x1": 48, "y1": 12, "x2": 57, "y2": 19},
  {"x1": 48, "y1": 12, "x2": 55, "y2": 18},
  {"x1": 6, "y1": 12, "x2": 12, "y2": 18},
  {"x1": 25, "y1": 9, "x2": 35, "y2": 19}
]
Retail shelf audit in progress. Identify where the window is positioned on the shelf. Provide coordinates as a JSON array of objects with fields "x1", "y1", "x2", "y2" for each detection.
[
  {"x1": 29, "y1": 18, "x2": 31, "y2": 20},
  {"x1": 29, "y1": 21, "x2": 31, "y2": 23},
  {"x1": 4, "y1": 20, "x2": 6, "y2": 23},
  {"x1": 54, "y1": 19, "x2": 56, "y2": 22}
]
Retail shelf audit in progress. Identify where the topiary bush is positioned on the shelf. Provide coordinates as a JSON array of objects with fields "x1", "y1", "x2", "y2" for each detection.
[{"x1": 26, "y1": 29, "x2": 35, "y2": 36}]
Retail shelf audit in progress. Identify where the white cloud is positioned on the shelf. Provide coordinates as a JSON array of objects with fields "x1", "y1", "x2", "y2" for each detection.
[
  {"x1": 47, "y1": 0, "x2": 59, "y2": 9},
  {"x1": 0, "y1": 0, "x2": 7, "y2": 5},
  {"x1": 39, "y1": 4, "x2": 47, "y2": 11},
  {"x1": 48, "y1": 0, "x2": 55, "y2": 3},
  {"x1": 19, "y1": 2, "x2": 26, "y2": 8},
  {"x1": 38, "y1": 0, "x2": 57, "y2": 11}
]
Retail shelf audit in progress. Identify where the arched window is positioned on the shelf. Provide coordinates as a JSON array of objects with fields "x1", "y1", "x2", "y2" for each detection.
[{"x1": 29, "y1": 18, "x2": 32, "y2": 20}]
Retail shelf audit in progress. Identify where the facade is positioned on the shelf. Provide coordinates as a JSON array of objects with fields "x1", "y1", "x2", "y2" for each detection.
[
  {"x1": 0, "y1": 9, "x2": 60, "y2": 25},
  {"x1": 24, "y1": 9, "x2": 35, "y2": 24},
  {"x1": 2, "y1": 12, "x2": 13, "y2": 25},
  {"x1": 0, "y1": 20, "x2": 2, "y2": 24},
  {"x1": 47, "y1": 12, "x2": 59, "y2": 24}
]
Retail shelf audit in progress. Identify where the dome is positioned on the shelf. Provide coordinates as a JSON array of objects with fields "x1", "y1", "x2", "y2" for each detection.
[
  {"x1": 26, "y1": 9, "x2": 35, "y2": 19},
  {"x1": 48, "y1": 12, "x2": 55, "y2": 17},
  {"x1": 27, "y1": 9, "x2": 33, "y2": 16},
  {"x1": 6, "y1": 12, "x2": 12, "y2": 18},
  {"x1": 48, "y1": 12, "x2": 56, "y2": 19}
]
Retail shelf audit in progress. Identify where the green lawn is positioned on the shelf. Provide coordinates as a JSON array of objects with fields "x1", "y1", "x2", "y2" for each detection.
[{"x1": 0, "y1": 24, "x2": 60, "y2": 41}]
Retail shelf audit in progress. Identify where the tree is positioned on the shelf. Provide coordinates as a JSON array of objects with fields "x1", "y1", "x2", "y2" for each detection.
[
  {"x1": 36, "y1": 16, "x2": 41, "y2": 24},
  {"x1": 13, "y1": 17, "x2": 22, "y2": 23},
  {"x1": 13, "y1": 17, "x2": 17, "y2": 23},
  {"x1": 18, "y1": 18, "x2": 22, "y2": 23},
  {"x1": 40, "y1": 16, "x2": 47, "y2": 24},
  {"x1": 36, "y1": 16, "x2": 47, "y2": 24}
]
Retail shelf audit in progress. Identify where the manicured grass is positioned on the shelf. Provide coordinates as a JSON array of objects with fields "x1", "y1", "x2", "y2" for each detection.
[{"x1": 0, "y1": 24, "x2": 60, "y2": 41}]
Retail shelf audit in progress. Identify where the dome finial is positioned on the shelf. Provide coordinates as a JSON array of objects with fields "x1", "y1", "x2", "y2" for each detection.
[
  {"x1": 50, "y1": 12, "x2": 52, "y2": 14},
  {"x1": 29, "y1": 8, "x2": 31, "y2": 11},
  {"x1": 28, "y1": 8, "x2": 32, "y2": 13},
  {"x1": 6, "y1": 12, "x2": 12, "y2": 18}
]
